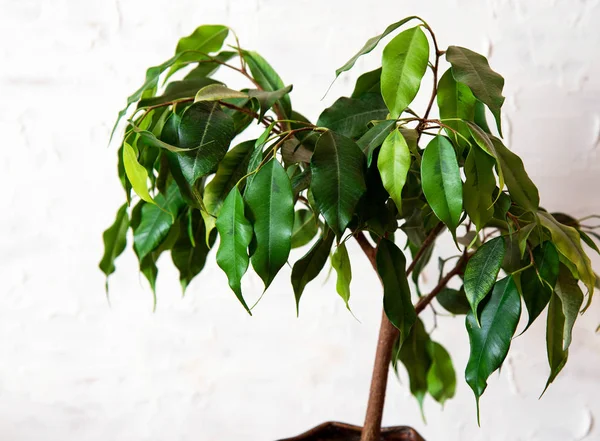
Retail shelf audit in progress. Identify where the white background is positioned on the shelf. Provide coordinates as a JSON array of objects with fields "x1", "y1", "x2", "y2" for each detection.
[{"x1": 1, "y1": 0, "x2": 600, "y2": 440}]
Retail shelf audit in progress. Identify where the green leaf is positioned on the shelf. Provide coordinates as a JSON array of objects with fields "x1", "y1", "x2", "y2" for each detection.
[
  {"x1": 215, "y1": 187, "x2": 253, "y2": 313},
  {"x1": 437, "y1": 287, "x2": 471, "y2": 315},
  {"x1": 377, "y1": 129, "x2": 411, "y2": 213},
  {"x1": 376, "y1": 239, "x2": 416, "y2": 345},
  {"x1": 317, "y1": 94, "x2": 388, "y2": 139},
  {"x1": 398, "y1": 318, "x2": 431, "y2": 414},
  {"x1": 357, "y1": 119, "x2": 396, "y2": 166},
  {"x1": 133, "y1": 184, "x2": 185, "y2": 261},
  {"x1": 427, "y1": 341, "x2": 457, "y2": 405},
  {"x1": 538, "y1": 211, "x2": 595, "y2": 297},
  {"x1": 194, "y1": 84, "x2": 248, "y2": 102},
  {"x1": 249, "y1": 85, "x2": 294, "y2": 120},
  {"x1": 123, "y1": 142, "x2": 155, "y2": 204},
  {"x1": 543, "y1": 290, "x2": 569, "y2": 393},
  {"x1": 184, "y1": 51, "x2": 236, "y2": 80},
  {"x1": 381, "y1": 26, "x2": 430, "y2": 118},
  {"x1": 168, "y1": 101, "x2": 236, "y2": 185},
  {"x1": 466, "y1": 122, "x2": 504, "y2": 196},
  {"x1": 446, "y1": 46, "x2": 505, "y2": 135},
  {"x1": 351, "y1": 68, "x2": 382, "y2": 99},
  {"x1": 474, "y1": 100, "x2": 491, "y2": 133},
  {"x1": 437, "y1": 68, "x2": 476, "y2": 149},
  {"x1": 310, "y1": 131, "x2": 367, "y2": 236},
  {"x1": 138, "y1": 78, "x2": 220, "y2": 108},
  {"x1": 168, "y1": 25, "x2": 229, "y2": 77},
  {"x1": 518, "y1": 223, "x2": 537, "y2": 257},
  {"x1": 554, "y1": 263, "x2": 584, "y2": 350},
  {"x1": 331, "y1": 242, "x2": 352, "y2": 309},
  {"x1": 421, "y1": 136, "x2": 463, "y2": 233},
  {"x1": 291, "y1": 229, "x2": 335, "y2": 312},
  {"x1": 172, "y1": 209, "x2": 214, "y2": 292},
  {"x1": 291, "y1": 209, "x2": 319, "y2": 249},
  {"x1": 464, "y1": 236, "x2": 506, "y2": 323},
  {"x1": 242, "y1": 50, "x2": 292, "y2": 118},
  {"x1": 140, "y1": 254, "x2": 159, "y2": 309},
  {"x1": 335, "y1": 16, "x2": 419, "y2": 77},
  {"x1": 463, "y1": 144, "x2": 496, "y2": 231},
  {"x1": 520, "y1": 241, "x2": 559, "y2": 331},
  {"x1": 579, "y1": 229, "x2": 600, "y2": 255},
  {"x1": 465, "y1": 276, "x2": 521, "y2": 419},
  {"x1": 99, "y1": 203, "x2": 129, "y2": 286},
  {"x1": 245, "y1": 159, "x2": 294, "y2": 289}
]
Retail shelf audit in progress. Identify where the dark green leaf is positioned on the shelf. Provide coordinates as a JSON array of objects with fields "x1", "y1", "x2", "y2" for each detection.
[
  {"x1": 184, "y1": 51, "x2": 236, "y2": 79},
  {"x1": 543, "y1": 291, "x2": 569, "y2": 393},
  {"x1": 140, "y1": 254, "x2": 158, "y2": 310},
  {"x1": 463, "y1": 145, "x2": 495, "y2": 231},
  {"x1": 331, "y1": 242, "x2": 352, "y2": 309},
  {"x1": 310, "y1": 131, "x2": 367, "y2": 236},
  {"x1": 99, "y1": 203, "x2": 129, "y2": 286},
  {"x1": 138, "y1": 78, "x2": 219, "y2": 108},
  {"x1": 291, "y1": 209, "x2": 319, "y2": 249},
  {"x1": 554, "y1": 263, "x2": 584, "y2": 350},
  {"x1": 421, "y1": 136, "x2": 463, "y2": 233},
  {"x1": 398, "y1": 318, "x2": 431, "y2": 413},
  {"x1": 249, "y1": 85, "x2": 294, "y2": 120},
  {"x1": 437, "y1": 287, "x2": 471, "y2": 315},
  {"x1": 381, "y1": 26, "x2": 430, "y2": 118},
  {"x1": 436, "y1": 68, "x2": 476, "y2": 149},
  {"x1": 474, "y1": 100, "x2": 491, "y2": 133},
  {"x1": 376, "y1": 239, "x2": 416, "y2": 345},
  {"x1": 464, "y1": 236, "x2": 506, "y2": 322},
  {"x1": 427, "y1": 341, "x2": 456, "y2": 405},
  {"x1": 317, "y1": 94, "x2": 388, "y2": 139},
  {"x1": 579, "y1": 229, "x2": 600, "y2": 254},
  {"x1": 378, "y1": 129, "x2": 411, "y2": 213},
  {"x1": 357, "y1": 119, "x2": 396, "y2": 166},
  {"x1": 245, "y1": 159, "x2": 294, "y2": 289},
  {"x1": 351, "y1": 68, "x2": 382, "y2": 99}
]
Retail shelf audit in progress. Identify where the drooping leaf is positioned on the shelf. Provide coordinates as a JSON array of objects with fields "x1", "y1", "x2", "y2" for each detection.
[
  {"x1": 335, "y1": 16, "x2": 419, "y2": 77},
  {"x1": 376, "y1": 239, "x2": 416, "y2": 345},
  {"x1": 464, "y1": 236, "x2": 506, "y2": 323},
  {"x1": 579, "y1": 229, "x2": 600, "y2": 255},
  {"x1": 215, "y1": 187, "x2": 253, "y2": 313},
  {"x1": 377, "y1": 129, "x2": 412, "y2": 213},
  {"x1": 446, "y1": 46, "x2": 505, "y2": 135},
  {"x1": 427, "y1": 341, "x2": 457, "y2": 405},
  {"x1": 194, "y1": 84, "x2": 248, "y2": 102},
  {"x1": 520, "y1": 241, "x2": 559, "y2": 331},
  {"x1": 357, "y1": 119, "x2": 397, "y2": 166},
  {"x1": 316, "y1": 94, "x2": 388, "y2": 139},
  {"x1": 99, "y1": 203, "x2": 129, "y2": 287},
  {"x1": 249, "y1": 85, "x2": 294, "y2": 120},
  {"x1": 351, "y1": 67, "x2": 382, "y2": 99},
  {"x1": 140, "y1": 254, "x2": 158, "y2": 309},
  {"x1": 463, "y1": 144, "x2": 496, "y2": 231},
  {"x1": 465, "y1": 276, "x2": 521, "y2": 419},
  {"x1": 244, "y1": 123, "x2": 276, "y2": 191},
  {"x1": 167, "y1": 25, "x2": 229, "y2": 77},
  {"x1": 466, "y1": 122, "x2": 504, "y2": 196},
  {"x1": 437, "y1": 287, "x2": 471, "y2": 315},
  {"x1": 245, "y1": 159, "x2": 294, "y2": 290},
  {"x1": 291, "y1": 209, "x2": 319, "y2": 249},
  {"x1": 421, "y1": 136, "x2": 463, "y2": 234},
  {"x1": 310, "y1": 131, "x2": 367, "y2": 236},
  {"x1": 291, "y1": 229, "x2": 335, "y2": 311},
  {"x1": 554, "y1": 263, "x2": 584, "y2": 350},
  {"x1": 123, "y1": 142, "x2": 155, "y2": 204},
  {"x1": 381, "y1": 26, "x2": 430, "y2": 118},
  {"x1": 331, "y1": 242, "x2": 352, "y2": 309},
  {"x1": 437, "y1": 68, "x2": 476, "y2": 149},
  {"x1": 543, "y1": 290, "x2": 569, "y2": 394},
  {"x1": 398, "y1": 318, "x2": 431, "y2": 414},
  {"x1": 538, "y1": 211, "x2": 595, "y2": 297}
]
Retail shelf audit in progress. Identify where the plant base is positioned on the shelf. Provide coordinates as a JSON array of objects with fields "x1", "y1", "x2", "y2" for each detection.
[{"x1": 277, "y1": 422, "x2": 425, "y2": 441}]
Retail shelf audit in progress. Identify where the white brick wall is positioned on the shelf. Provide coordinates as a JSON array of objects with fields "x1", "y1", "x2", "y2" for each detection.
[{"x1": 1, "y1": 0, "x2": 599, "y2": 440}]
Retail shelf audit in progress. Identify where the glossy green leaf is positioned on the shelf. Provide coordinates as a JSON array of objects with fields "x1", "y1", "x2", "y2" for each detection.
[
  {"x1": 249, "y1": 85, "x2": 294, "y2": 120},
  {"x1": 377, "y1": 129, "x2": 411, "y2": 213},
  {"x1": 317, "y1": 94, "x2": 388, "y2": 139},
  {"x1": 465, "y1": 276, "x2": 521, "y2": 418},
  {"x1": 421, "y1": 136, "x2": 463, "y2": 233},
  {"x1": 331, "y1": 242, "x2": 352, "y2": 309},
  {"x1": 351, "y1": 68, "x2": 382, "y2": 99},
  {"x1": 437, "y1": 287, "x2": 471, "y2": 315},
  {"x1": 99, "y1": 203, "x2": 129, "y2": 286},
  {"x1": 292, "y1": 229, "x2": 335, "y2": 311},
  {"x1": 538, "y1": 211, "x2": 595, "y2": 297},
  {"x1": 463, "y1": 145, "x2": 495, "y2": 231},
  {"x1": 398, "y1": 318, "x2": 431, "y2": 413},
  {"x1": 520, "y1": 241, "x2": 559, "y2": 331},
  {"x1": 437, "y1": 68, "x2": 476, "y2": 148},
  {"x1": 518, "y1": 223, "x2": 537, "y2": 257},
  {"x1": 245, "y1": 159, "x2": 294, "y2": 289},
  {"x1": 140, "y1": 254, "x2": 159, "y2": 310},
  {"x1": 194, "y1": 84, "x2": 248, "y2": 102},
  {"x1": 184, "y1": 51, "x2": 236, "y2": 80},
  {"x1": 446, "y1": 46, "x2": 505, "y2": 135},
  {"x1": 464, "y1": 236, "x2": 506, "y2": 323},
  {"x1": 474, "y1": 100, "x2": 491, "y2": 133},
  {"x1": 543, "y1": 290, "x2": 569, "y2": 393},
  {"x1": 376, "y1": 239, "x2": 416, "y2": 345},
  {"x1": 133, "y1": 184, "x2": 185, "y2": 261},
  {"x1": 242, "y1": 50, "x2": 292, "y2": 118},
  {"x1": 427, "y1": 341, "x2": 457, "y2": 405},
  {"x1": 123, "y1": 142, "x2": 155, "y2": 204},
  {"x1": 215, "y1": 187, "x2": 253, "y2": 313},
  {"x1": 381, "y1": 26, "x2": 430, "y2": 118},
  {"x1": 167, "y1": 25, "x2": 229, "y2": 77},
  {"x1": 310, "y1": 131, "x2": 367, "y2": 236},
  {"x1": 335, "y1": 16, "x2": 419, "y2": 77},
  {"x1": 291, "y1": 209, "x2": 319, "y2": 249},
  {"x1": 466, "y1": 122, "x2": 504, "y2": 195},
  {"x1": 554, "y1": 263, "x2": 584, "y2": 350},
  {"x1": 357, "y1": 119, "x2": 396, "y2": 166}
]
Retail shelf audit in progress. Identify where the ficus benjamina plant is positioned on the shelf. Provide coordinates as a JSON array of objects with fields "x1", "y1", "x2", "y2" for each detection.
[{"x1": 100, "y1": 16, "x2": 600, "y2": 440}]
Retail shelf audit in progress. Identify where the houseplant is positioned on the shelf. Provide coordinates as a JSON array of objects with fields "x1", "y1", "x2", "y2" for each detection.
[{"x1": 100, "y1": 16, "x2": 599, "y2": 441}]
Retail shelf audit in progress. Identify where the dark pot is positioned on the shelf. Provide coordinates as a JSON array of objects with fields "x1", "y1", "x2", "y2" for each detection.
[{"x1": 278, "y1": 422, "x2": 425, "y2": 441}]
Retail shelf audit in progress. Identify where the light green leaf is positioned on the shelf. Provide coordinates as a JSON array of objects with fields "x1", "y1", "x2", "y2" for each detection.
[
  {"x1": 377, "y1": 129, "x2": 411, "y2": 213},
  {"x1": 123, "y1": 142, "x2": 155, "y2": 204},
  {"x1": 291, "y1": 209, "x2": 319, "y2": 249},
  {"x1": 554, "y1": 263, "x2": 584, "y2": 350},
  {"x1": 194, "y1": 84, "x2": 248, "y2": 102},
  {"x1": 421, "y1": 136, "x2": 463, "y2": 233},
  {"x1": 463, "y1": 144, "x2": 496, "y2": 231},
  {"x1": 427, "y1": 341, "x2": 457, "y2": 405},
  {"x1": 398, "y1": 318, "x2": 431, "y2": 414},
  {"x1": 381, "y1": 26, "x2": 430, "y2": 118},
  {"x1": 310, "y1": 131, "x2": 367, "y2": 236},
  {"x1": 465, "y1": 276, "x2": 521, "y2": 420},
  {"x1": 331, "y1": 242, "x2": 352, "y2": 309},
  {"x1": 437, "y1": 68, "x2": 476, "y2": 149},
  {"x1": 446, "y1": 46, "x2": 505, "y2": 135},
  {"x1": 168, "y1": 25, "x2": 229, "y2": 78},
  {"x1": 317, "y1": 94, "x2": 388, "y2": 139},
  {"x1": 335, "y1": 16, "x2": 419, "y2": 77},
  {"x1": 376, "y1": 239, "x2": 416, "y2": 345},
  {"x1": 245, "y1": 159, "x2": 294, "y2": 289},
  {"x1": 99, "y1": 203, "x2": 129, "y2": 287},
  {"x1": 357, "y1": 119, "x2": 396, "y2": 166},
  {"x1": 464, "y1": 236, "x2": 506, "y2": 323},
  {"x1": 215, "y1": 187, "x2": 253, "y2": 313},
  {"x1": 292, "y1": 229, "x2": 335, "y2": 312}
]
